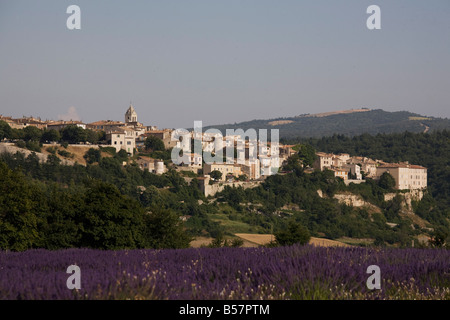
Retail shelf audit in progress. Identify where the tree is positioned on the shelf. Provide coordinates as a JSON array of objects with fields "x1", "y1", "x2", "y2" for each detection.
[
  {"x1": 23, "y1": 126, "x2": 43, "y2": 142},
  {"x1": 237, "y1": 174, "x2": 248, "y2": 181},
  {"x1": 86, "y1": 129, "x2": 100, "y2": 144},
  {"x1": 282, "y1": 154, "x2": 302, "y2": 172},
  {"x1": 61, "y1": 125, "x2": 87, "y2": 144},
  {"x1": 84, "y1": 148, "x2": 101, "y2": 164},
  {"x1": 144, "y1": 206, "x2": 192, "y2": 249},
  {"x1": 298, "y1": 144, "x2": 317, "y2": 168},
  {"x1": 145, "y1": 135, "x2": 165, "y2": 151},
  {"x1": 41, "y1": 129, "x2": 60, "y2": 143},
  {"x1": 379, "y1": 172, "x2": 396, "y2": 190},
  {"x1": 429, "y1": 228, "x2": 448, "y2": 248},
  {"x1": 0, "y1": 162, "x2": 41, "y2": 251},
  {"x1": 78, "y1": 180, "x2": 148, "y2": 249},
  {"x1": 275, "y1": 220, "x2": 310, "y2": 246},
  {"x1": 209, "y1": 170, "x2": 222, "y2": 181},
  {"x1": 115, "y1": 149, "x2": 129, "y2": 161},
  {"x1": 0, "y1": 121, "x2": 12, "y2": 140}
]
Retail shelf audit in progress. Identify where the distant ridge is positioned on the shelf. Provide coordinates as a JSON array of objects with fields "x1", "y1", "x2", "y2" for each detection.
[
  {"x1": 205, "y1": 109, "x2": 450, "y2": 139},
  {"x1": 296, "y1": 108, "x2": 371, "y2": 118}
]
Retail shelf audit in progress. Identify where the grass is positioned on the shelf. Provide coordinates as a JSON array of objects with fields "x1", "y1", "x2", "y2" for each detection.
[{"x1": 209, "y1": 213, "x2": 263, "y2": 234}]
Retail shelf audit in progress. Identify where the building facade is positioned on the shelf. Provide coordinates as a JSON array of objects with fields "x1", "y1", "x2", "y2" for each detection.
[{"x1": 376, "y1": 163, "x2": 427, "y2": 190}]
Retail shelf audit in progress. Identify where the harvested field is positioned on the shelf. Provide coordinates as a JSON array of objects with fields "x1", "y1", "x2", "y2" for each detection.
[{"x1": 235, "y1": 233, "x2": 351, "y2": 247}]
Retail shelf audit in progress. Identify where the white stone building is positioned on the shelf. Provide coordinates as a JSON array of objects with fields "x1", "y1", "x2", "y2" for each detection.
[
  {"x1": 376, "y1": 163, "x2": 427, "y2": 190},
  {"x1": 106, "y1": 127, "x2": 137, "y2": 154}
]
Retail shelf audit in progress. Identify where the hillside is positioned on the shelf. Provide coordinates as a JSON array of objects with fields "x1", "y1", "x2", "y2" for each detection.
[{"x1": 205, "y1": 109, "x2": 450, "y2": 139}]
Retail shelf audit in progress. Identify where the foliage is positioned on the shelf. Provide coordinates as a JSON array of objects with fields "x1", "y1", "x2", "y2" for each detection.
[
  {"x1": 144, "y1": 206, "x2": 192, "y2": 249},
  {"x1": 144, "y1": 135, "x2": 165, "y2": 151},
  {"x1": 297, "y1": 144, "x2": 317, "y2": 167},
  {"x1": 0, "y1": 156, "x2": 196, "y2": 251},
  {"x1": 25, "y1": 140, "x2": 41, "y2": 152},
  {"x1": 207, "y1": 234, "x2": 244, "y2": 248},
  {"x1": 274, "y1": 220, "x2": 311, "y2": 246},
  {"x1": 23, "y1": 126, "x2": 43, "y2": 142},
  {"x1": 57, "y1": 149, "x2": 73, "y2": 158},
  {"x1": 0, "y1": 121, "x2": 12, "y2": 140},
  {"x1": 0, "y1": 162, "x2": 41, "y2": 251},
  {"x1": 84, "y1": 148, "x2": 101, "y2": 164},
  {"x1": 209, "y1": 170, "x2": 222, "y2": 181},
  {"x1": 378, "y1": 172, "x2": 396, "y2": 190},
  {"x1": 41, "y1": 129, "x2": 60, "y2": 143}
]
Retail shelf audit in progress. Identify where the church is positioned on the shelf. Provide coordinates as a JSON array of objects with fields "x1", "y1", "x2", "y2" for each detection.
[
  {"x1": 104, "y1": 104, "x2": 145, "y2": 155},
  {"x1": 125, "y1": 104, "x2": 138, "y2": 124}
]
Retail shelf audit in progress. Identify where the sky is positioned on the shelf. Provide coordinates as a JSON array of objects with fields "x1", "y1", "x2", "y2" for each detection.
[{"x1": 0, "y1": 0, "x2": 449, "y2": 129}]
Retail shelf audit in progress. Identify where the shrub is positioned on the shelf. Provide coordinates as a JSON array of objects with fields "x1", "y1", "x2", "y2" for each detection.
[{"x1": 275, "y1": 220, "x2": 311, "y2": 246}]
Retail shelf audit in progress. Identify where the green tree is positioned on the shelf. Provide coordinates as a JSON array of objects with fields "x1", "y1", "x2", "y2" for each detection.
[
  {"x1": 275, "y1": 220, "x2": 310, "y2": 246},
  {"x1": 10, "y1": 128, "x2": 24, "y2": 140},
  {"x1": 115, "y1": 149, "x2": 129, "y2": 161},
  {"x1": 0, "y1": 121, "x2": 12, "y2": 140},
  {"x1": 0, "y1": 162, "x2": 41, "y2": 251},
  {"x1": 282, "y1": 154, "x2": 302, "y2": 172},
  {"x1": 41, "y1": 129, "x2": 61, "y2": 143},
  {"x1": 86, "y1": 129, "x2": 100, "y2": 144},
  {"x1": 84, "y1": 148, "x2": 102, "y2": 164},
  {"x1": 298, "y1": 144, "x2": 317, "y2": 168},
  {"x1": 237, "y1": 174, "x2": 248, "y2": 181},
  {"x1": 145, "y1": 135, "x2": 165, "y2": 151},
  {"x1": 144, "y1": 206, "x2": 192, "y2": 249},
  {"x1": 39, "y1": 185, "x2": 82, "y2": 249},
  {"x1": 23, "y1": 126, "x2": 43, "y2": 142},
  {"x1": 210, "y1": 170, "x2": 222, "y2": 181},
  {"x1": 79, "y1": 180, "x2": 147, "y2": 249},
  {"x1": 379, "y1": 172, "x2": 396, "y2": 190},
  {"x1": 61, "y1": 125, "x2": 87, "y2": 144},
  {"x1": 429, "y1": 227, "x2": 448, "y2": 248}
]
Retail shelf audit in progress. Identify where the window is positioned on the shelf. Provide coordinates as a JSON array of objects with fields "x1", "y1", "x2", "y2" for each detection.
[
  {"x1": 127, "y1": 141, "x2": 131, "y2": 145},
  {"x1": 114, "y1": 141, "x2": 117, "y2": 145},
  {"x1": 117, "y1": 135, "x2": 120, "y2": 138}
]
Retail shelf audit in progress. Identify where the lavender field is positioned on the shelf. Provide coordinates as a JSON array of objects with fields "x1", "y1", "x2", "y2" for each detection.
[{"x1": 0, "y1": 245, "x2": 449, "y2": 300}]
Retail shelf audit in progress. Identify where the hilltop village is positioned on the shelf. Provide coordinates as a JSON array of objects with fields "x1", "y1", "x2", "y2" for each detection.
[{"x1": 0, "y1": 105, "x2": 427, "y2": 197}]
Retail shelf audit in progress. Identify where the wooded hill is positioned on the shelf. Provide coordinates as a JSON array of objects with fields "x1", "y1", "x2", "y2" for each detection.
[{"x1": 204, "y1": 109, "x2": 450, "y2": 138}]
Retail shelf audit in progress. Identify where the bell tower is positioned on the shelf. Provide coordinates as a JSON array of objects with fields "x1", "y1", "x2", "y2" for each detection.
[{"x1": 125, "y1": 104, "x2": 138, "y2": 124}]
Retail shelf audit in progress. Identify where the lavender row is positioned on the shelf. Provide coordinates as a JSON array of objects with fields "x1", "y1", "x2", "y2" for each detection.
[{"x1": 0, "y1": 245, "x2": 449, "y2": 300}]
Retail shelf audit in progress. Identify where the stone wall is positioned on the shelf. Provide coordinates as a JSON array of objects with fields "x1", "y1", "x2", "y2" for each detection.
[{"x1": 201, "y1": 180, "x2": 262, "y2": 197}]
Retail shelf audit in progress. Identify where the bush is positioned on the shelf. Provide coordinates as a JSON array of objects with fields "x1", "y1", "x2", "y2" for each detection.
[
  {"x1": 57, "y1": 149, "x2": 73, "y2": 158},
  {"x1": 46, "y1": 146, "x2": 57, "y2": 154},
  {"x1": 26, "y1": 140, "x2": 41, "y2": 152},
  {"x1": 275, "y1": 220, "x2": 310, "y2": 246},
  {"x1": 379, "y1": 172, "x2": 396, "y2": 190},
  {"x1": 84, "y1": 148, "x2": 101, "y2": 164},
  {"x1": 99, "y1": 146, "x2": 116, "y2": 155},
  {"x1": 15, "y1": 140, "x2": 26, "y2": 148},
  {"x1": 145, "y1": 136, "x2": 165, "y2": 151}
]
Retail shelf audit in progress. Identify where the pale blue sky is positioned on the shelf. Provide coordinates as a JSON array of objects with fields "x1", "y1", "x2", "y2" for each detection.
[{"x1": 0, "y1": 0, "x2": 449, "y2": 129}]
